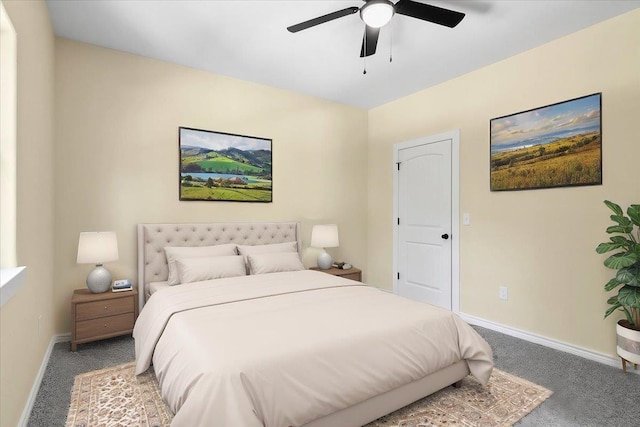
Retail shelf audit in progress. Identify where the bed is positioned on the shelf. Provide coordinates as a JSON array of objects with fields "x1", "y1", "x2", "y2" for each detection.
[{"x1": 134, "y1": 222, "x2": 493, "y2": 427}]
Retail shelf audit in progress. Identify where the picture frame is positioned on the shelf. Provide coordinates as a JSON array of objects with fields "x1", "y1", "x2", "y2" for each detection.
[
  {"x1": 179, "y1": 127, "x2": 272, "y2": 202},
  {"x1": 490, "y1": 93, "x2": 602, "y2": 191}
]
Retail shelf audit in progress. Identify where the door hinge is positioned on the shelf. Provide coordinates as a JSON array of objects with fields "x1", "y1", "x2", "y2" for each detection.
[
  {"x1": 397, "y1": 272, "x2": 400, "y2": 280},
  {"x1": 397, "y1": 217, "x2": 400, "y2": 225},
  {"x1": 396, "y1": 162, "x2": 401, "y2": 170}
]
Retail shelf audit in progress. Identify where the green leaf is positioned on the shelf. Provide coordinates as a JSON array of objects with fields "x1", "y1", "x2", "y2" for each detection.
[
  {"x1": 604, "y1": 277, "x2": 622, "y2": 291},
  {"x1": 604, "y1": 299, "x2": 622, "y2": 318},
  {"x1": 611, "y1": 236, "x2": 629, "y2": 245},
  {"x1": 605, "y1": 200, "x2": 623, "y2": 216},
  {"x1": 621, "y1": 267, "x2": 640, "y2": 287},
  {"x1": 606, "y1": 295, "x2": 619, "y2": 304},
  {"x1": 596, "y1": 242, "x2": 625, "y2": 254},
  {"x1": 604, "y1": 252, "x2": 638, "y2": 269},
  {"x1": 616, "y1": 268, "x2": 636, "y2": 284},
  {"x1": 628, "y1": 204, "x2": 640, "y2": 226},
  {"x1": 606, "y1": 224, "x2": 634, "y2": 234},
  {"x1": 610, "y1": 215, "x2": 631, "y2": 227},
  {"x1": 618, "y1": 286, "x2": 640, "y2": 309}
]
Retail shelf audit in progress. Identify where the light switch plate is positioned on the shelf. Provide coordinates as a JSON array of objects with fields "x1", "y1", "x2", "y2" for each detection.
[{"x1": 463, "y1": 213, "x2": 471, "y2": 225}]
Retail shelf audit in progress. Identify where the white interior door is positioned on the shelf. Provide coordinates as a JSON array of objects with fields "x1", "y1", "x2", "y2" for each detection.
[{"x1": 395, "y1": 134, "x2": 454, "y2": 310}]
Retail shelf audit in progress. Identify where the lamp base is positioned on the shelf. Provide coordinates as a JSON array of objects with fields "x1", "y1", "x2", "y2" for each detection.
[
  {"x1": 317, "y1": 250, "x2": 333, "y2": 270},
  {"x1": 87, "y1": 265, "x2": 112, "y2": 293}
]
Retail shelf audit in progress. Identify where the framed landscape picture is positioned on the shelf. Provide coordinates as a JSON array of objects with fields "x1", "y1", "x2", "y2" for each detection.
[
  {"x1": 490, "y1": 93, "x2": 602, "y2": 191},
  {"x1": 179, "y1": 127, "x2": 272, "y2": 202}
]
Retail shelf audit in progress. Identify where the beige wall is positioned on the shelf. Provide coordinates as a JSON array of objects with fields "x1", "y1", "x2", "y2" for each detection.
[
  {"x1": 0, "y1": 1, "x2": 55, "y2": 427},
  {"x1": 367, "y1": 9, "x2": 640, "y2": 357},
  {"x1": 54, "y1": 39, "x2": 368, "y2": 333}
]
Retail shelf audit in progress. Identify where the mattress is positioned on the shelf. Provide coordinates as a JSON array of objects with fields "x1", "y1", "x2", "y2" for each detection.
[{"x1": 134, "y1": 270, "x2": 493, "y2": 427}]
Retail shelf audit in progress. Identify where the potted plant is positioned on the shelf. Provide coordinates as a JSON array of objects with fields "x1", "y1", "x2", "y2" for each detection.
[{"x1": 596, "y1": 200, "x2": 640, "y2": 372}]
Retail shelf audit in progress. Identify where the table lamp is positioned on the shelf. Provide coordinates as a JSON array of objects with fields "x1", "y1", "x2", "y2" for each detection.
[
  {"x1": 77, "y1": 231, "x2": 119, "y2": 293},
  {"x1": 311, "y1": 224, "x2": 339, "y2": 270}
]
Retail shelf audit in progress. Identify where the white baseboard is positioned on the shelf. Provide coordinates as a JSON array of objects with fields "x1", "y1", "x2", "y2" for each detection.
[
  {"x1": 18, "y1": 333, "x2": 71, "y2": 427},
  {"x1": 459, "y1": 313, "x2": 639, "y2": 376}
]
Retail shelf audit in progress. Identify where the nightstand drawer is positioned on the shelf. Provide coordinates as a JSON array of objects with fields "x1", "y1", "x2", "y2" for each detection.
[
  {"x1": 75, "y1": 312, "x2": 135, "y2": 341},
  {"x1": 76, "y1": 296, "x2": 134, "y2": 321}
]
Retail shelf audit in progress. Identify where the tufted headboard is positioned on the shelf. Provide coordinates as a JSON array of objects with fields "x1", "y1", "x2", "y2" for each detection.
[{"x1": 137, "y1": 222, "x2": 301, "y2": 309}]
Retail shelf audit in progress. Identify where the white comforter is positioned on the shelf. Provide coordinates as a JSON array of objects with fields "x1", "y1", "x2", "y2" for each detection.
[{"x1": 134, "y1": 270, "x2": 493, "y2": 427}]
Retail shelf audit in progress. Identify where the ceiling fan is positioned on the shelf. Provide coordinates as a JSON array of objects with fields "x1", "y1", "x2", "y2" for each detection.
[{"x1": 287, "y1": 0, "x2": 465, "y2": 58}]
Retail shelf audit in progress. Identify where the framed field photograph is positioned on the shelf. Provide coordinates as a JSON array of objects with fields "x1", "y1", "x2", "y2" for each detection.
[
  {"x1": 179, "y1": 127, "x2": 272, "y2": 202},
  {"x1": 490, "y1": 93, "x2": 602, "y2": 191}
]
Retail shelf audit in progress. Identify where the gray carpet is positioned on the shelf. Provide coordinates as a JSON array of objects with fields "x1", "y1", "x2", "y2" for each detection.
[
  {"x1": 27, "y1": 336, "x2": 134, "y2": 427},
  {"x1": 28, "y1": 326, "x2": 639, "y2": 427}
]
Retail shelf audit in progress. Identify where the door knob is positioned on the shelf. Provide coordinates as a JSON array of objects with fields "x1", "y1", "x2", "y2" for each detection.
[{"x1": 441, "y1": 233, "x2": 449, "y2": 240}]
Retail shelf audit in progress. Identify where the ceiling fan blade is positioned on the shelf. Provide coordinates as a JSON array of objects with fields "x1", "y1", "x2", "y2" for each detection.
[
  {"x1": 360, "y1": 26, "x2": 380, "y2": 58},
  {"x1": 395, "y1": 0, "x2": 465, "y2": 28},
  {"x1": 287, "y1": 7, "x2": 359, "y2": 33}
]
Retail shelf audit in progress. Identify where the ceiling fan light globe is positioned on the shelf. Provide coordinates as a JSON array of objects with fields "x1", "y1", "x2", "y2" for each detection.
[{"x1": 360, "y1": 0, "x2": 395, "y2": 28}]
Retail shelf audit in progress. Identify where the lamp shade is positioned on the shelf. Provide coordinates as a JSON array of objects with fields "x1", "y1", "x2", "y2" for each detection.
[
  {"x1": 310, "y1": 224, "x2": 339, "y2": 249},
  {"x1": 77, "y1": 231, "x2": 119, "y2": 264}
]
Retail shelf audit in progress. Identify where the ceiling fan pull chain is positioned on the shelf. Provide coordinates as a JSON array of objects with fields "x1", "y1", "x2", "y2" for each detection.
[
  {"x1": 363, "y1": 30, "x2": 367, "y2": 74},
  {"x1": 389, "y1": 22, "x2": 393, "y2": 63}
]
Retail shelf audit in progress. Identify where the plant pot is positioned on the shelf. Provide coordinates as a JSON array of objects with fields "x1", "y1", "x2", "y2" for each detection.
[{"x1": 616, "y1": 320, "x2": 640, "y2": 372}]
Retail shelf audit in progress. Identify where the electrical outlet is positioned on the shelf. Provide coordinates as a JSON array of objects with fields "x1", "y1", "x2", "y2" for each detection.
[{"x1": 499, "y1": 286, "x2": 508, "y2": 300}]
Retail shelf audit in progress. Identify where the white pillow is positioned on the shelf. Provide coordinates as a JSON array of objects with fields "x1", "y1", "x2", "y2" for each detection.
[
  {"x1": 247, "y1": 252, "x2": 305, "y2": 275},
  {"x1": 236, "y1": 241, "x2": 297, "y2": 256},
  {"x1": 175, "y1": 256, "x2": 246, "y2": 284},
  {"x1": 237, "y1": 241, "x2": 298, "y2": 273},
  {"x1": 164, "y1": 244, "x2": 237, "y2": 286}
]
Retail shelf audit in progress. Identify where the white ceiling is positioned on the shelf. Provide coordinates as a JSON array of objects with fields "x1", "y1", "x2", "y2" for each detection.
[{"x1": 46, "y1": 1, "x2": 639, "y2": 109}]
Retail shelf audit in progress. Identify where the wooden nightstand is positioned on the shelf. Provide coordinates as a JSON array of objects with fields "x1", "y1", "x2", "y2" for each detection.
[
  {"x1": 311, "y1": 266, "x2": 362, "y2": 282},
  {"x1": 70, "y1": 288, "x2": 138, "y2": 351}
]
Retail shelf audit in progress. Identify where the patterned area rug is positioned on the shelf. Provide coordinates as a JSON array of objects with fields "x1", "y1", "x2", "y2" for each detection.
[
  {"x1": 66, "y1": 363, "x2": 172, "y2": 427},
  {"x1": 66, "y1": 363, "x2": 551, "y2": 427}
]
